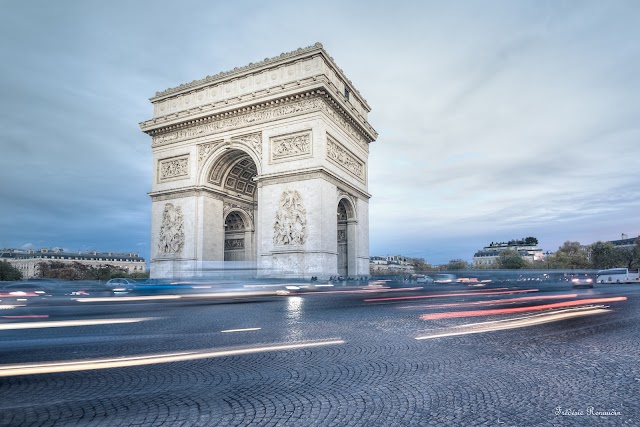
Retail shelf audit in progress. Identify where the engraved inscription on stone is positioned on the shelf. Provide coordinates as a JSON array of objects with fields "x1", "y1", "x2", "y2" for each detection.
[
  {"x1": 271, "y1": 131, "x2": 312, "y2": 162},
  {"x1": 273, "y1": 190, "x2": 307, "y2": 246},
  {"x1": 158, "y1": 203, "x2": 185, "y2": 254},
  {"x1": 326, "y1": 136, "x2": 365, "y2": 180},
  {"x1": 159, "y1": 156, "x2": 189, "y2": 181}
]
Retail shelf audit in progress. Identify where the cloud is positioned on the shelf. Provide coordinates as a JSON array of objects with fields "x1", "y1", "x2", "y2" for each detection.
[{"x1": 1, "y1": 0, "x2": 639, "y2": 264}]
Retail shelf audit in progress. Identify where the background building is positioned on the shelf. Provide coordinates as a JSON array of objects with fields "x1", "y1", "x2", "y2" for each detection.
[
  {"x1": 0, "y1": 248, "x2": 146, "y2": 279},
  {"x1": 369, "y1": 255, "x2": 416, "y2": 274},
  {"x1": 472, "y1": 239, "x2": 544, "y2": 268}
]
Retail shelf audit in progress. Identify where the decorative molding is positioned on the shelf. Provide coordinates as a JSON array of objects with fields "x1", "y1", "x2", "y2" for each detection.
[
  {"x1": 270, "y1": 130, "x2": 312, "y2": 163},
  {"x1": 225, "y1": 239, "x2": 245, "y2": 250},
  {"x1": 231, "y1": 132, "x2": 262, "y2": 156},
  {"x1": 273, "y1": 190, "x2": 307, "y2": 246},
  {"x1": 319, "y1": 98, "x2": 369, "y2": 151},
  {"x1": 158, "y1": 155, "x2": 189, "y2": 182},
  {"x1": 223, "y1": 202, "x2": 255, "y2": 222},
  {"x1": 151, "y1": 95, "x2": 323, "y2": 147},
  {"x1": 158, "y1": 203, "x2": 185, "y2": 255},
  {"x1": 255, "y1": 167, "x2": 371, "y2": 200},
  {"x1": 154, "y1": 43, "x2": 326, "y2": 98},
  {"x1": 338, "y1": 230, "x2": 347, "y2": 242},
  {"x1": 198, "y1": 140, "x2": 224, "y2": 164},
  {"x1": 326, "y1": 135, "x2": 365, "y2": 181}
]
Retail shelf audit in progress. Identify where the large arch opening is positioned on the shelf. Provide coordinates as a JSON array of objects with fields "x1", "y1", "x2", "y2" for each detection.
[
  {"x1": 336, "y1": 198, "x2": 356, "y2": 277},
  {"x1": 205, "y1": 148, "x2": 259, "y2": 264}
]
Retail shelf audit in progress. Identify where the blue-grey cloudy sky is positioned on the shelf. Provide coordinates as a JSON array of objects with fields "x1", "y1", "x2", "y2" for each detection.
[{"x1": 1, "y1": 0, "x2": 639, "y2": 264}]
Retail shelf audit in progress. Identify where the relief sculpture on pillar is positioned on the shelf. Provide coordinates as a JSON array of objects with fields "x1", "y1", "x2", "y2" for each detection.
[
  {"x1": 158, "y1": 203, "x2": 185, "y2": 254},
  {"x1": 273, "y1": 190, "x2": 307, "y2": 245}
]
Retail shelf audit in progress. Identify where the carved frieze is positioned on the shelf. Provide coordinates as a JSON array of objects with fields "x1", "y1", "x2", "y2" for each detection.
[
  {"x1": 198, "y1": 140, "x2": 223, "y2": 164},
  {"x1": 158, "y1": 203, "x2": 185, "y2": 255},
  {"x1": 152, "y1": 97, "x2": 323, "y2": 146},
  {"x1": 225, "y1": 239, "x2": 245, "y2": 250},
  {"x1": 326, "y1": 136, "x2": 365, "y2": 181},
  {"x1": 158, "y1": 155, "x2": 189, "y2": 182},
  {"x1": 270, "y1": 130, "x2": 312, "y2": 163},
  {"x1": 273, "y1": 190, "x2": 307, "y2": 246},
  {"x1": 231, "y1": 132, "x2": 262, "y2": 155}
]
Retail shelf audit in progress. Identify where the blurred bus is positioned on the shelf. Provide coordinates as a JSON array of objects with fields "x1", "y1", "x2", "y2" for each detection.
[{"x1": 596, "y1": 268, "x2": 640, "y2": 284}]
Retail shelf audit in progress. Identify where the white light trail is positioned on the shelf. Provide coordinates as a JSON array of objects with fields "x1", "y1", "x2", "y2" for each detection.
[{"x1": 0, "y1": 339, "x2": 345, "y2": 377}]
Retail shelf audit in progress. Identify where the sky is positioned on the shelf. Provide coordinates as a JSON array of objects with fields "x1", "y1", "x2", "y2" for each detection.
[{"x1": 1, "y1": 0, "x2": 639, "y2": 265}]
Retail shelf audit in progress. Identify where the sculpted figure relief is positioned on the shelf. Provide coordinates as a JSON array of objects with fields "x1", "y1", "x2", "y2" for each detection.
[
  {"x1": 273, "y1": 190, "x2": 307, "y2": 245},
  {"x1": 158, "y1": 203, "x2": 185, "y2": 254}
]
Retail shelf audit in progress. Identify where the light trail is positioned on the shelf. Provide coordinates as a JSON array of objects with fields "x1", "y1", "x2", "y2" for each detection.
[
  {"x1": 419, "y1": 296, "x2": 627, "y2": 320},
  {"x1": 75, "y1": 295, "x2": 182, "y2": 302},
  {"x1": 0, "y1": 318, "x2": 153, "y2": 330},
  {"x1": 221, "y1": 327, "x2": 262, "y2": 333},
  {"x1": 0, "y1": 339, "x2": 345, "y2": 377},
  {"x1": 400, "y1": 294, "x2": 579, "y2": 309},
  {"x1": 364, "y1": 289, "x2": 539, "y2": 302},
  {"x1": 416, "y1": 307, "x2": 610, "y2": 339}
]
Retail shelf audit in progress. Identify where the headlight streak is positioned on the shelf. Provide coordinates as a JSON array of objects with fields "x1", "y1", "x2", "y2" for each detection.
[
  {"x1": 399, "y1": 294, "x2": 579, "y2": 310},
  {"x1": 415, "y1": 307, "x2": 610, "y2": 340},
  {"x1": 75, "y1": 295, "x2": 182, "y2": 302},
  {"x1": 220, "y1": 327, "x2": 262, "y2": 333},
  {"x1": 0, "y1": 339, "x2": 346, "y2": 377},
  {"x1": 364, "y1": 289, "x2": 539, "y2": 303},
  {"x1": 419, "y1": 296, "x2": 627, "y2": 320},
  {"x1": 0, "y1": 318, "x2": 153, "y2": 330}
]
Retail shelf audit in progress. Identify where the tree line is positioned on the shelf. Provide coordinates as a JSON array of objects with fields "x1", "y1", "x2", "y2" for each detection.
[
  {"x1": 476, "y1": 239, "x2": 640, "y2": 270},
  {"x1": 0, "y1": 260, "x2": 149, "y2": 282}
]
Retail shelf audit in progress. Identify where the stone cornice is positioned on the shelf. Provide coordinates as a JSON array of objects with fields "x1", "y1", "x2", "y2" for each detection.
[
  {"x1": 143, "y1": 90, "x2": 376, "y2": 149},
  {"x1": 151, "y1": 43, "x2": 370, "y2": 111},
  {"x1": 255, "y1": 166, "x2": 371, "y2": 200},
  {"x1": 149, "y1": 186, "x2": 256, "y2": 205}
]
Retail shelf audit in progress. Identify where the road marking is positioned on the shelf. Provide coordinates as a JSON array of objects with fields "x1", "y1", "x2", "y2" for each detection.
[
  {"x1": 0, "y1": 318, "x2": 153, "y2": 330},
  {"x1": 221, "y1": 327, "x2": 262, "y2": 333},
  {"x1": 0, "y1": 339, "x2": 346, "y2": 377}
]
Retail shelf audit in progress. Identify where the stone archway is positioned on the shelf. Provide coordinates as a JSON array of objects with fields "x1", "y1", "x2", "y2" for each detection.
[
  {"x1": 207, "y1": 148, "x2": 258, "y2": 265},
  {"x1": 142, "y1": 44, "x2": 377, "y2": 279},
  {"x1": 337, "y1": 197, "x2": 356, "y2": 277}
]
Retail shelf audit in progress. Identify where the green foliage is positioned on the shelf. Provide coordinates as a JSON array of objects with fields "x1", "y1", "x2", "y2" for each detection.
[
  {"x1": 447, "y1": 259, "x2": 468, "y2": 270},
  {"x1": 550, "y1": 241, "x2": 590, "y2": 269},
  {"x1": 589, "y1": 239, "x2": 640, "y2": 270},
  {"x1": 0, "y1": 260, "x2": 23, "y2": 281},
  {"x1": 497, "y1": 249, "x2": 531, "y2": 269},
  {"x1": 36, "y1": 261, "x2": 148, "y2": 281}
]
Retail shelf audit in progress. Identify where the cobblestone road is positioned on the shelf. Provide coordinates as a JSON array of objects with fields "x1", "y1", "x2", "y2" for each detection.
[{"x1": 0, "y1": 283, "x2": 638, "y2": 426}]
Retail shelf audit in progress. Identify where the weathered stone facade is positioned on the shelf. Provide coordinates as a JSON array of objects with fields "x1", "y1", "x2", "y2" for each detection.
[{"x1": 140, "y1": 43, "x2": 377, "y2": 278}]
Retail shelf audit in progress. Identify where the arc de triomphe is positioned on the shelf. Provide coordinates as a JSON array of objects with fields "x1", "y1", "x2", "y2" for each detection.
[{"x1": 140, "y1": 43, "x2": 377, "y2": 278}]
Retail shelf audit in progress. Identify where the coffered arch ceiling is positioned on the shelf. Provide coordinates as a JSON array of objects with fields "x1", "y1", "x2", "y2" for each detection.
[{"x1": 207, "y1": 149, "x2": 257, "y2": 198}]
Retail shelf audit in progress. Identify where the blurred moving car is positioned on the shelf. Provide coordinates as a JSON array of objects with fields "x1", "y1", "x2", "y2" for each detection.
[
  {"x1": 433, "y1": 274, "x2": 457, "y2": 284},
  {"x1": 415, "y1": 275, "x2": 434, "y2": 284},
  {"x1": 570, "y1": 274, "x2": 594, "y2": 288},
  {"x1": 105, "y1": 278, "x2": 140, "y2": 294}
]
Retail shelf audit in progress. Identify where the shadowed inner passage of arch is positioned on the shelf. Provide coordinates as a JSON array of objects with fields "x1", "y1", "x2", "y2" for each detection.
[
  {"x1": 224, "y1": 158, "x2": 257, "y2": 197},
  {"x1": 208, "y1": 150, "x2": 257, "y2": 198}
]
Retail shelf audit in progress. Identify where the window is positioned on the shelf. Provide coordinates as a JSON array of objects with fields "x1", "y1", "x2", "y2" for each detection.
[{"x1": 344, "y1": 87, "x2": 350, "y2": 101}]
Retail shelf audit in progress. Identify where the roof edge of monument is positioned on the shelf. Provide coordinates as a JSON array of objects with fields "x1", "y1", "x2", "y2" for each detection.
[{"x1": 151, "y1": 43, "x2": 370, "y2": 109}]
